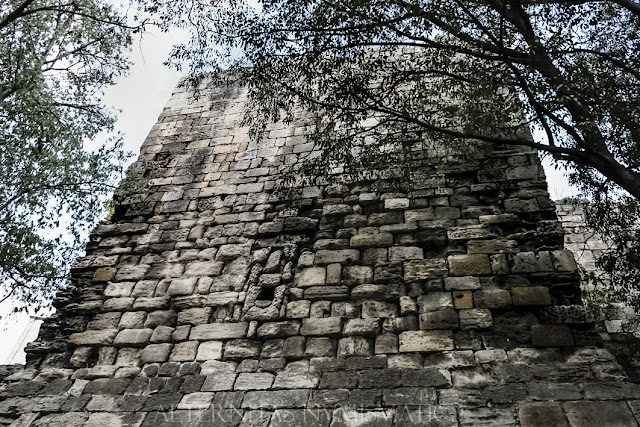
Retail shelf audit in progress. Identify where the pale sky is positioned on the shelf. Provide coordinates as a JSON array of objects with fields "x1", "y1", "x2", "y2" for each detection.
[{"x1": 0, "y1": 28, "x2": 578, "y2": 362}]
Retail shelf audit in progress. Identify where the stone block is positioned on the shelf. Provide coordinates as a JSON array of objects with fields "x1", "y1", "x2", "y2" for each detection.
[
  {"x1": 304, "y1": 286, "x2": 350, "y2": 300},
  {"x1": 419, "y1": 309, "x2": 459, "y2": 330},
  {"x1": 224, "y1": 339, "x2": 262, "y2": 358},
  {"x1": 206, "y1": 291, "x2": 239, "y2": 306},
  {"x1": 458, "y1": 309, "x2": 493, "y2": 330},
  {"x1": 165, "y1": 278, "x2": 197, "y2": 297},
  {"x1": 273, "y1": 372, "x2": 319, "y2": 389},
  {"x1": 69, "y1": 329, "x2": 118, "y2": 346},
  {"x1": 257, "y1": 321, "x2": 301, "y2": 338},
  {"x1": 314, "y1": 249, "x2": 360, "y2": 265},
  {"x1": 362, "y1": 301, "x2": 399, "y2": 318},
  {"x1": 201, "y1": 373, "x2": 236, "y2": 391},
  {"x1": 404, "y1": 259, "x2": 448, "y2": 281},
  {"x1": 169, "y1": 341, "x2": 199, "y2": 362},
  {"x1": 216, "y1": 243, "x2": 252, "y2": 261},
  {"x1": 351, "y1": 284, "x2": 387, "y2": 299},
  {"x1": 474, "y1": 289, "x2": 512, "y2": 309},
  {"x1": 552, "y1": 250, "x2": 578, "y2": 272},
  {"x1": 305, "y1": 337, "x2": 336, "y2": 357},
  {"x1": 190, "y1": 322, "x2": 248, "y2": 340},
  {"x1": 344, "y1": 319, "x2": 380, "y2": 336},
  {"x1": 176, "y1": 392, "x2": 214, "y2": 410},
  {"x1": 104, "y1": 282, "x2": 135, "y2": 297},
  {"x1": 444, "y1": 276, "x2": 481, "y2": 290},
  {"x1": 337, "y1": 336, "x2": 374, "y2": 357},
  {"x1": 287, "y1": 300, "x2": 311, "y2": 318},
  {"x1": 563, "y1": 401, "x2": 636, "y2": 427},
  {"x1": 283, "y1": 336, "x2": 306, "y2": 359},
  {"x1": 448, "y1": 254, "x2": 492, "y2": 276},
  {"x1": 519, "y1": 402, "x2": 568, "y2": 427},
  {"x1": 394, "y1": 406, "x2": 457, "y2": 427},
  {"x1": 512, "y1": 287, "x2": 551, "y2": 306},
  {"x1": 144, "y1": 310, "x2": 177, "y2": 328},
  {"x1": 300, "y1": 318, "x2": 342, "y2": 336},
  {"x1": 114, "y1": 329, "x2": 153, "y2": 347},
  {"x1": 234, "y1": 372, "x2": 274, "y2": 390},
  {"x1": 241, "y1": 390, "x2": 310, "y2": 409},
  {"x1": 374, "y1": 334, "x2": 398, "y2": 354},
  {"x1": 350, "y1": 233, "x2": 394, "y2": 248},
  {"x1": 453, "y1": 291, "x2": 473, "y2": 309},
  {"x1": 342, "y1": 266, "x2": 374, "y2": 284},
  {"x1": 139, "y1": 343, "x2": 172, "y2": 364},
  {"x1": 417, "y1": 292, "x2": 453, "y2": 312},
  {"x1": 399, "y1": 331, "x2": 454, "y2": 352},
  {"x1": 177, "y1": 307, "x2": 212, "y2": 325},
  {"x1": 389, "y1": 246, "x2": 424, "y2": 261},
  {"x1": 295, "y1": 267, "x2": 326, "y2": 287},
  {"x1": 382, "y1": 387, "x2": 437, "y2": 406}
]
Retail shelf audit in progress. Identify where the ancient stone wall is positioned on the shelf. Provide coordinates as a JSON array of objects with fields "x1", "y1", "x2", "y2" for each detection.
[{"x1": 1, "y1": 78, "x2": 640, "y2": 426}]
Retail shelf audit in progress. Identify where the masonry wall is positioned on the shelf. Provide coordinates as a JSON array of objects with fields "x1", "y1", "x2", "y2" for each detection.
[{"x1": 1, "y1": 79, "x2": 640, "y2": 426}]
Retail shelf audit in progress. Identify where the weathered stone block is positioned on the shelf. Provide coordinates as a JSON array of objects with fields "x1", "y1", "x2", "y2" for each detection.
[
  {"x1": 404, "y1": 259, "x2": 448, "y2": 281},
  {"x1": 241, "y1": 390, "x2": 310, "y2": 409},
  {"x1": 138, "y1": 343, "x2": 172, "y2": 365},
  {"x1": 419, "y1": 309, "x2": 459, "y2": 330},
  {"x1": 417, "y1": 292, "x2": 453, "y2": 312},
  {"x1": 448, "y1": 254, "x2": 492, "y2": 276},
  {"x1": 69, "y1": 329, "x2": 118, "y2": 346},
  {"x1": 114, "y1": 329, "x2": 153, "y2": 347},
  {"x1": 458, "y1": 309, "x2": 493, "y2": 330},
  {"x1": 474, "y1": 289, "x2": 512, "y2": 309},
  {"x1": 300, "y1": 318, "x2": 342, "y2": 336},
  {"x1": 224, "y1": 339, "x2": 262, "y2": 358},
  {"x1": 314, "y1": 249, "x2": 360, "y2": 265},
  {"x1": 444, "y1": 276, "x2": 481, "y2": 290},
  {"x1": 169, "y1": 341, "x2": 199, "y2": 362},
  {"x1": 362, "y1": 301, "x2": 399, "y2": 318},
  {"x1": 257, "y1": 321, "x2": 301, "y2": 338},
  {"x1": 512, "y1": 287, "x2": 551, "y2": 306},
  {"x1": 518, "y1": 402, "x2": 568, "y2": 427},
  {"x1": 201, "y1": 373, "x2": 236, "y2": 391},
  {"x1": 453, "y1": 291, "x2": 473, "y2": 309},
  {"x1": 350, "y1": 233, "x2": 394, "y2": 248},
  {"x1": 190, "y1": 323, "x2": 248, "y2": 340},
  {"x1": 234, "y1": 373, "x2": 274, "y2": 390},
  {"x1": 399, "y1": 331, "x2": 454, "y2": 352},
  {"x1": 196, "y1": 341, "x2": 223, "y2": 361},
  {"x1": 563, "y1": 401, "x2": 636, "y2": 427},
  {"x1": 337, "y1": 337, "x2": 374, "y2": 357},
  {"x1": 343, "y1": 318, "x2": 380, "y2": 336},
  {"x1": 342, "y1": 265, "x2": 374, "y2": 284},
  {"x1": 295, "y1": 267, "x2": 327, "y2": 287},
  {"x1": 216, "y1": 243, "x2": 252, "y2": 261}
]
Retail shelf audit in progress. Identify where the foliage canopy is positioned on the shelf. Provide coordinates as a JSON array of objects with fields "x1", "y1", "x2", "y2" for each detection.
[{"x1": 0, "y1": 0, "x2": 137, "y2": 312}]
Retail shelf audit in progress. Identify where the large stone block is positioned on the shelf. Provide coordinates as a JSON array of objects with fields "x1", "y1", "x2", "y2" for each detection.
[
  {"x1": 399, "y1": 331, "x2": 454, "y2": 352},
  {"x1": 190, "y1": 323, "x2": 249, "y2": 340},
  {"x1": 69, "y1": 329, "x2": 118, "y2": 346}
]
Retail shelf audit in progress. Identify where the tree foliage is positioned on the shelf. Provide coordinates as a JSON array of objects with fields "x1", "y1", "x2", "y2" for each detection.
[
  {"x1": 0, "y1": 0, "x2": 137, "y2": 312},
  {"x1": 141, "y1": 0, "x2": 640, "y2": 307}
]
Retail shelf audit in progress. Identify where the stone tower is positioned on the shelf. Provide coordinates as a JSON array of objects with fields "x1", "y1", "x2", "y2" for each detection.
[{"x1": 1, "y1": 78, "x2": 639, "y2": 427}]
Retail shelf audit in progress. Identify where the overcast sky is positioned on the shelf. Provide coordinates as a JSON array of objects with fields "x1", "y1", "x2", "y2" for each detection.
[{"x1": 0, "y1": 28, "x2": 578, "y2": 361}]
